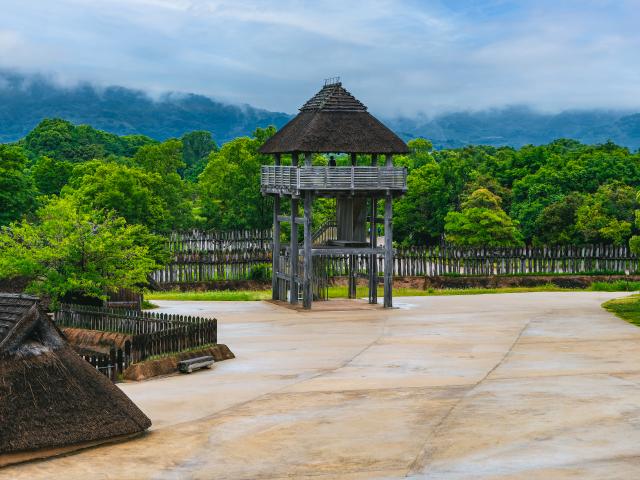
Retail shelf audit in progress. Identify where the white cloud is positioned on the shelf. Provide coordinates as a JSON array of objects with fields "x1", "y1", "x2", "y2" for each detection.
[{"x1": 0, "y1": 0, "x2": 638, "y2": 115}]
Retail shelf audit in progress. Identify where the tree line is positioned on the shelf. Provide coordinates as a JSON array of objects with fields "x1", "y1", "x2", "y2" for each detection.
[{"x1": 2, "y1": 118, "x2": 640, "y2": 303}]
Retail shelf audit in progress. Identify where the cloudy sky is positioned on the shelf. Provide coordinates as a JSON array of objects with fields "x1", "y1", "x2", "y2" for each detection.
[{"x1": 0, "y1": 0, "x2": 638, "y2": 116}]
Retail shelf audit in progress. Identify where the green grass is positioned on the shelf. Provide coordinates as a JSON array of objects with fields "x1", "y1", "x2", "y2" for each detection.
[
  {"x1": 146, "y1": 279, "x2": 640, "y2": 302},
  {"x1": 141, "y1": 343, "x2": 217, "y2": 363},
  {"x1": 146, "y1": 290, "x2": 272, "y2": 301},
  {"x1": 141, "y1": 299, "x2": 159, "y2": 309},
  {"x1": 589, "y1": 280, "x2": 640, "y2": 292},
  {"x1": 603, "y1": 295, "x2": 640, "y2": 327},
  {"x1": 147, "y1": 283, "x2": 581, "y2": 302},
  {"x1": 326, "y1": 284, "x2": 579, "y2": 298}
]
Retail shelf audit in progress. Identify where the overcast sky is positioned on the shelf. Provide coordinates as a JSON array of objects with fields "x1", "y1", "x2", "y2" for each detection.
[{"x1": 0, "y1": 0, "x2": 638, "y2": 116}]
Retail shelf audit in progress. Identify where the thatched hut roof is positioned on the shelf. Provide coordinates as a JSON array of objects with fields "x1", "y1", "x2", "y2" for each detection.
[
  {"x1": 0, "y1": 294, "x2": 151, "y2": 464},
  {"x1": 259, "y1": 81, "x2": 409, "y2": 155}
]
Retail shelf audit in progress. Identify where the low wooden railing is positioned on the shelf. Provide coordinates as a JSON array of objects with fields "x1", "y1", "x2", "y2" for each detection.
[
  {"x1": 312, "y1": 221, "x2": 338, "y2": 246},
  {"x1": 261, "y1": 166, "x2": 407, "y2": 194}
]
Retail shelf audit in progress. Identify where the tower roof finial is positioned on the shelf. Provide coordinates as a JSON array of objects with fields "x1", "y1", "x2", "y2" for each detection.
[{"x1": 324, "y1": 76, "x2": 341, "y2": 86}]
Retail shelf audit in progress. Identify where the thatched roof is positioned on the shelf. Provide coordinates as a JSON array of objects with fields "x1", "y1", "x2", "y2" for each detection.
[
  {"x1": 259, "y1": 81, "x2": 409, "y2": 155},
  {"x1": 0, "y1": 294, "x2": 150, "y2": 463}
]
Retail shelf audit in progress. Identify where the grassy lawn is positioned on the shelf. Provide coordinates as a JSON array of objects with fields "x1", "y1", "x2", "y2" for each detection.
[
  {"x1": 146, "y1": 290, "x2": 272, "y2": 301},
  {"x1": 146, "y1": 283, "x2": 588, "y2": 302},
  {"x1": 146, "y1": 279, "x2": 640, "y2": 303},
  {"x1": 603, "y1": 295, "x2": 640, "y2": 327},
  {"x1": 589, "y1": 280, "x2": 640, "y2": 292}
]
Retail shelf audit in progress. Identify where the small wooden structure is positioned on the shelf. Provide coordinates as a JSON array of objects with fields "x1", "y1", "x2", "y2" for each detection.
[
  {"x1": 259, "y1": 78, "x2": 408, "y2": 309},
  {"x1": 0, "y1": 294, "x2": 151, "y2": 465}
]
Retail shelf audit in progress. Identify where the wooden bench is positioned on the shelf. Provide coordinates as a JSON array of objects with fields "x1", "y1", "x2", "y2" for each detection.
[{"x1": 177, "y1": 356, "x2": 215, "y2": 374}]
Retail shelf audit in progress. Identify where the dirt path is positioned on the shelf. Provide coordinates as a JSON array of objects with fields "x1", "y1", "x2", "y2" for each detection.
[{"x1": 5, "y1": 292, "x2": 640, "y2": 479}]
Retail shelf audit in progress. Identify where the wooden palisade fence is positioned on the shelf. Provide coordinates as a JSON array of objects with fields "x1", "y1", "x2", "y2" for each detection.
[
  {"x1": 152, "y1": 249, "x2": 272, "y2": 283},
  {"x1": 167, "y1": 229, "x2": 272, "y2": 252},
  {"x1": 55, "y1": 303, "x2": 217, "y2": 380},
  {"x1": 154, "y1": 243, "x2": 640, "y2": 284}
]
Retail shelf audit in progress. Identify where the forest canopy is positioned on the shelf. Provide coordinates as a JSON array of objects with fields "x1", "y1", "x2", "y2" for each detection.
[
  {"x1": 3, "y1": 118, "x2": 640, "y2": 302},
  {"x1": 2, "y1": 118, "x2": 640, "y2": 249}
]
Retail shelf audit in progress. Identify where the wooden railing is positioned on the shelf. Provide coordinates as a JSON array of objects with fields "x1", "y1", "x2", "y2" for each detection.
[
  {"x1": 55, "y1": 304, "x2": 217, "y2": 380},
  {"x1": 312, "y1": 221, "x2": 338, "y2": 246},
  {"x1": 261, "y1": 166, "x2": 407, "y2": 194}
]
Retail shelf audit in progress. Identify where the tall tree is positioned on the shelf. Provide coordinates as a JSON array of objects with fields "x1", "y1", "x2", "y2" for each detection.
[
  {"x1": 31, "y1": 156, "x2": 73, "y2": 196},
  {"x1": 0, "y1": 196, "x2": 165, "y2": 304},
  {"x1": 444, "y1": 188, "x2": 524, "y2": 247},
  {"x1": 64, "y1": 160, "x2": 194, "y2": 233},
  {"x1": 133, "y1": 139, "x2": 184, "y2": 175},
  {"x1": 0, "y1": 145, "x2": 35, "y2": 226},
  {"x1": 575, "y1": 182, "x2": 638, "y2": 245},
  {"x1": 21, "y1": 118, "x2": 155, "y2": 162},
  {"x1": 198, "y1": 127, "x2": 275, "y2": 230},
  {"x1": 532, "y1": 193, "x2": 585, "y2": 245},
  {"x1": 181, "y1": 131, "x2": 217, "y2": 180}
]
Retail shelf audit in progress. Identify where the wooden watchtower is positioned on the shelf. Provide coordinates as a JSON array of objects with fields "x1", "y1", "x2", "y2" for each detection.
[{"x1": 259, "y1": 78, "x2": 408, "y2": 309}]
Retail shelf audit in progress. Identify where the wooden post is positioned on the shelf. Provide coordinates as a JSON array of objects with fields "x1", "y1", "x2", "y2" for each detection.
[
  {"x1": 272, "y1": 153, "x2": 281, "y2": 300},
  {"x1": 384, "y1": 154, "x2": 393, "y2": 308},
  {"x1": 369, "y1": 196, "x2": 377, "y2": 304},
  {"x1": 303, "y1": 153, "x2": 313, "y2": 309},
  {"x1": 369, "y1": 153, "x2": 379, "y2": 304},
  {"x1": 289, "y1": 153, "x2": 299, "y2": 303},
  {"x1": 348, "y1": 255, "x2": 357, "y2": 299},
  {"x1": 348, "y1": 151, "x2": 357, "y2": 299}
]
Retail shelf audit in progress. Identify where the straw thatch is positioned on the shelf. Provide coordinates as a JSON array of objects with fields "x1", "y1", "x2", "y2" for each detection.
[
  {"x1": 259, "y1": 81, "x2": 409, "y2": 155},
  {"x1": 0, "y1": 294, "x2": 151, "y2": 461}
]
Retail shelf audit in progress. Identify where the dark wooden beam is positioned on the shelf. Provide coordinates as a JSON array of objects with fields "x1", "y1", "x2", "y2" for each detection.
[
  {"x1": 303, "y1": 190, "x2": 313, "y2": 309},
  {"x1": 369, "y1": 196, "x2": 378, "y2": 304},
  {"x1": 272, "y1": 154, "x2": 281, "y2": 300},
  {"x1": 383, "y1": 193, "x2": 393, "y2": 308},
  {"x1": 303, "y1": 152, "x2": 313, "y2": 309},
  {"x1": 290, "y1": 192, "x2": 299, "y2": 304},
  {"x1": 276, "y1": 272, "x2": 301, "y2": 283},
  {"x1": 348, "y1": 254, "x2": 357, "y2": 299}
]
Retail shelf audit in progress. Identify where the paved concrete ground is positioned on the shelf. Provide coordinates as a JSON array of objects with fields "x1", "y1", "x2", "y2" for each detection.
[{"x1": 5, "y1": 292, "x2": 640, "y2": 479}]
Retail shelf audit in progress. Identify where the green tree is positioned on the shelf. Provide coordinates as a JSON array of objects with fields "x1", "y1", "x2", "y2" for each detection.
[
  {"x1": 575, "y1": 182, "x2": 637, "y2": 245},
  {"x1": 628, "y1": 192, "x2": 640, "y2": 255},
  {"x1": 395, "y1": 150, "x2": 472, "y2": 245},
  {"x1": 133, "y1": 139, "x2": 184, "y2": 175},
  {"x1": 182, "y1": 131, "x2": 217, "y2": 180},
  {"x1": 31, "y1": 155, "x2": 73, "y2": 196},
  {"x1": 0, "y1": 145, "x2": 35, "y2": 226},
  {"x1": 394, "y1": 138, "x2": 434, "y2": 170},
  {"x1": 64, "y1": 160, "x2": 194, "y2": 233},
  {"x1": 198, "y1": 127, "x2": 275, "y2": 230},
  {"x1": 0, "y1": 196, "x2": 165, "y2": 304},
  {"x1": 21, "y1": 118, "x2": 156, "y2": 163},
  {"x1": 444, "y1": 188, "x2": 524, "y2": 247},
  {"x1": 532, "y1": 192, "x2": 585, "y2": 245}
]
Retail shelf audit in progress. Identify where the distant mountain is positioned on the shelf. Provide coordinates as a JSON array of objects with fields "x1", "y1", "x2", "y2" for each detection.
[
  {"x1": 1, "y1": 70, "x2": 640, "y2": 149},
  {"x1": 387, "y1": 107, "x2": 640, "y2": 150},
  {"x1": 0, "y1": 70, "x2": 291, "y2": 144}
]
